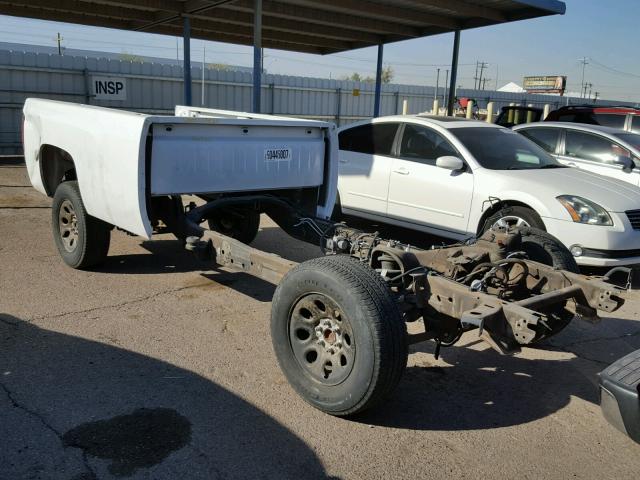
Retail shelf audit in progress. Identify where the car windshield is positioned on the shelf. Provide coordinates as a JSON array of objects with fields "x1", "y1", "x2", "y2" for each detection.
[
  {"x1": 451, "y1": 127, "x2": 565, "y2": 170},
  {"x1": 614, "y1": 132, "x2": 640, "y2": 151}
]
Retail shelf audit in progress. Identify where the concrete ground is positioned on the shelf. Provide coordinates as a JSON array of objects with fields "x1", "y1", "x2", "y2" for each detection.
[{"x1": 1, "y1": 157, "x2": 639, "y2": 480}]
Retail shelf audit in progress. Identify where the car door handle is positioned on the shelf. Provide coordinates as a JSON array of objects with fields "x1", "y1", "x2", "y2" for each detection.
[
  {"x1": 393, "y1": 168, "x2": 410, "y2": 175},
  {"x1": 339, "y1": 158, "x2": 348, "y2": 163},
  {"x1": 567, "y1": 162, "x2": 577, "y2": 167}
]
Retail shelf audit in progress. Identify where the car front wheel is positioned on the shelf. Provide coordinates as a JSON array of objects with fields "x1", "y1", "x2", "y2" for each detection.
[{"x1": 485, "y1": 205, "x2": 545, "y2": 232}]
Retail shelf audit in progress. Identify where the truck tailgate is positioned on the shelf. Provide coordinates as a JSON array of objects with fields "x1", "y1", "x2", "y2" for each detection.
[{"x1": 150, "y1": 123, "x2": 326, "y2": 195}]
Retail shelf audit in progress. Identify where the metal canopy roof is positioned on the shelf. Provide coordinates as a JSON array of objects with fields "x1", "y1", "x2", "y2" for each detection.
[{"x1": 0, "y1": 0, "x2": 566, "y2": 55}]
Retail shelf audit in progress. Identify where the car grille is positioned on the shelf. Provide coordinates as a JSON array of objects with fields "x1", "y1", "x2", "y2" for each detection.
[{"x1": 626, "y1": 210, "x2": 640, "y2": 230}]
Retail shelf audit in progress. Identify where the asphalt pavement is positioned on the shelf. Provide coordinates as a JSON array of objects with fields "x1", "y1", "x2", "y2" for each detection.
[{"x1": 1, "y1": 157, "x2": 639, "y2": 479}]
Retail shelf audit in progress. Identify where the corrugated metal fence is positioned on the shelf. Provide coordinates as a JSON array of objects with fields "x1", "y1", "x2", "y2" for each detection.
[{"x1": 0, "y1": 49, "x2": 624, "y2": 154}]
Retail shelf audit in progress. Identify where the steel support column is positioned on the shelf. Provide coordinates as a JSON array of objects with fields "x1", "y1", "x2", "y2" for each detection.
[
  {"x1": 183, "y1": 16, "x2": 192, "y2": 106},
  {"x1": 253, "y1": 0, "x2": 263, "y2": 113},
  {"x1": 446, "y1": 30, "x2": 460, "y2": 116},
  {"x1": 373, "y1": 44, "x2": 384, "y2": 117}
]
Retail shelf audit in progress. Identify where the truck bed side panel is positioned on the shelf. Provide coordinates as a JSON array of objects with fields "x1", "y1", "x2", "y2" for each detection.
[{"x1": 23, "y1": 99, "x2": 153, "y2": 237}]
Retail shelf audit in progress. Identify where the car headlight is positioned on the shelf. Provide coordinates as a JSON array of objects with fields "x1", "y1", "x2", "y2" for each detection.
[{"x1": 557, "y1": 195, "x2": 613, "y2": 226}]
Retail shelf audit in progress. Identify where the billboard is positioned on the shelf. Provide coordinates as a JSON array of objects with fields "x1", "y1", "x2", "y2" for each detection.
[{"x1": 523, "y1": 75, "x2": 566, "y2": 95}]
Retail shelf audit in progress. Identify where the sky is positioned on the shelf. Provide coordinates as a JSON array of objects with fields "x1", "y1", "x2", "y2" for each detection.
[{"x1": 0, "y1": 0, "x2": 638, "y2": 101}]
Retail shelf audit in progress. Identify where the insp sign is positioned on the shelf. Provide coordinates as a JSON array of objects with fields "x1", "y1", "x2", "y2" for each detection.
[{"x1": 92, "y1": 76, "x2": 127, "y2": 100}]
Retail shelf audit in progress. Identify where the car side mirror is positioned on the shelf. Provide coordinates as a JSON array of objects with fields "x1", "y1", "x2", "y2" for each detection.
[
  {"x1": 616, "y1": 155, "x2": 634, "y2": 172},
  {"x1": 436, "y1": 156, "x2": 465, "y2": 171}
]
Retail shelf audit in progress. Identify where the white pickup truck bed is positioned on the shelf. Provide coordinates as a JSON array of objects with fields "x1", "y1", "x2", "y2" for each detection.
[{"x1": 23, "y1": 99, "x2": 337, "y2": 237}]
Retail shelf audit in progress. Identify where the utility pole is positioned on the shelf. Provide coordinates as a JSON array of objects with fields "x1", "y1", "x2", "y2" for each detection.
[
  {"x1": 594, "y1": 91, "x2": 599, "y2": 103},
  {"x1": 474, "y1": 61, "x2": 479, "y2": 90},
  {"x1": 579, "y1": 56, "x2": 589, "y2": 98},
  {"x1": 478, "y1": 62, "x2": 488, "y2": 90},
  {"x1": 56, "y1": 33, "x2": 63, "y2": 55},
  {"x1": 435, "y1": 68, "x2": 440, "y2": 103},
  {"x1": 587, "y1": 83, "x2": 593, "y2": 100}
]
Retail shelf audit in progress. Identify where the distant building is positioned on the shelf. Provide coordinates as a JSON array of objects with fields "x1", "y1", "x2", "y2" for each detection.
[{"x1": 497, "y1": 82, "x2": 525, "y2": 93}]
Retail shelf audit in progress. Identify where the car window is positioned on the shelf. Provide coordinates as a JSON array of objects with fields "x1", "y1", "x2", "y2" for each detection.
[
  {"x1": 631, "y1": 116, "x2": 640, "y2": 134},
  {"x1": 614, "y1": 132, "x2": 640, "y2": 150},
  {"x1": 519, "y1": 128, "x2": 560, "y2": 153},
  {"x1": 613, "y1": 133, "x2": 640, "y2": 167},
  {"x1": 399, "y1": 123, "x2": 457, "y2": 165},
  {"x1": 565, "y1": 130, "x2": 630, "y2": 164},
  {"x1": 338, "y1": 123, "x2": 398, "y2": 156},
  {"x1": 594, "y1": 113, "x2": 626, "y2": 129},
  {"x1": 556, "y1": 112, "x2": 597, "y2": 124},
  {"x1": 451, "y1": 127, "x2": 562, "y2": 170}
]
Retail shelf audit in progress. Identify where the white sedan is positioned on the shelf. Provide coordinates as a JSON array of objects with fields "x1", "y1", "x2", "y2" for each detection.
[{"x1": 336, "y1": 115, "x2": 640, "y2": 267}]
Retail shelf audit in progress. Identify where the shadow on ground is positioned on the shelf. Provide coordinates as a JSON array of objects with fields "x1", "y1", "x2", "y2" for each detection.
[
  {"x1": 0, "y1": 314, "x2": 331, "y2": 479},
  {"x1": 0, "y1": 155, "x2": 25, "y2": 166},
  {"x1": 100, "y1": 240, "x2": 206, "y2": 275},
  {"x1": 359, "y1": 315, "x2": 640, "y2": 431}
]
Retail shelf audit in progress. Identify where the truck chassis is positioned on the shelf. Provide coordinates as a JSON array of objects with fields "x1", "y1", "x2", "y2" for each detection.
[{"x1": 175, "y1": 197, "x2": 631, "y2": 416}]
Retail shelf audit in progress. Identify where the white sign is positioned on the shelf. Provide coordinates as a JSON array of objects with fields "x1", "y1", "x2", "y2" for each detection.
[
  {"x1": 92, "y1": 76, "x2": 127, "y2": 100},
  {"x1": 264, "y1": 147, "x2": 292, "y2": 162}
]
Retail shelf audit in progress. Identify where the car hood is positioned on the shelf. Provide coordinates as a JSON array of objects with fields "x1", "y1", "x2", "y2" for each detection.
[{"x1": 478, "y1": 167, "x2": 640, "y2": 213}]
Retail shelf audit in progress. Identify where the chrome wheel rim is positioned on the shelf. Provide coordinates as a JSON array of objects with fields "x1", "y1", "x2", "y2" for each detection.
[
  {"x1": 58, "y1": 199, "x2": 79, "y2": 252},
  {"x1": 289, "y1": 293, "x2": 355, "y2": 386},
  {"x1": 492, "y1": 215, "x2": 530, "y2": 230}
]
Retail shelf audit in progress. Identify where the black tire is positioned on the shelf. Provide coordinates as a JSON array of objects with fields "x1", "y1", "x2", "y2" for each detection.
[
  {"x1": 52, "y1": 181, "x2": 111, "y2": 269},
  {"x1": 517, "y1": 227, "x2": 579, "y2": 343},
  {"x1": 483, "y1": 205, "x2": 545, "y2": 233},
  {"x1": 206, "y1": 207, "x2": 260, "y2": 244},
  {"x1": 271, "y1": 255, "x2": 407, "y2": 416},
  {"x1": 518, "y1": 226, "x2": 579, "y2": 273}
]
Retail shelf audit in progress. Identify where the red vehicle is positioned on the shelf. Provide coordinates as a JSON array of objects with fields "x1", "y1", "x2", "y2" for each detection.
[{"x1": 545, "y1": 105, "x2": 640, "y2": 132}]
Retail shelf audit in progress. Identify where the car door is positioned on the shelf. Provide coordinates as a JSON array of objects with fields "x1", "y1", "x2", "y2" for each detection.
[
  {"x1": 518, "y1": 128, "x2": 561, "y2": 156},
  {"x1": 386, "y1": 123, "x2": 474, "y2": 235},
  {"x1": 337, "y1": 122, "x2": 399, "y2": 216},
  {"x1": 559, "y1": 129, "x2": 638, "y2": 186}
]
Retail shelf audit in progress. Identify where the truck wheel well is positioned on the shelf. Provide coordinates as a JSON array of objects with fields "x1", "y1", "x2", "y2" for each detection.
[
  {"x1": 40, "y1": 145, "x2": 76, "y2": 197},
  {"x1": 476, "y1": 200, "x2": 538, "y2": 234}
]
